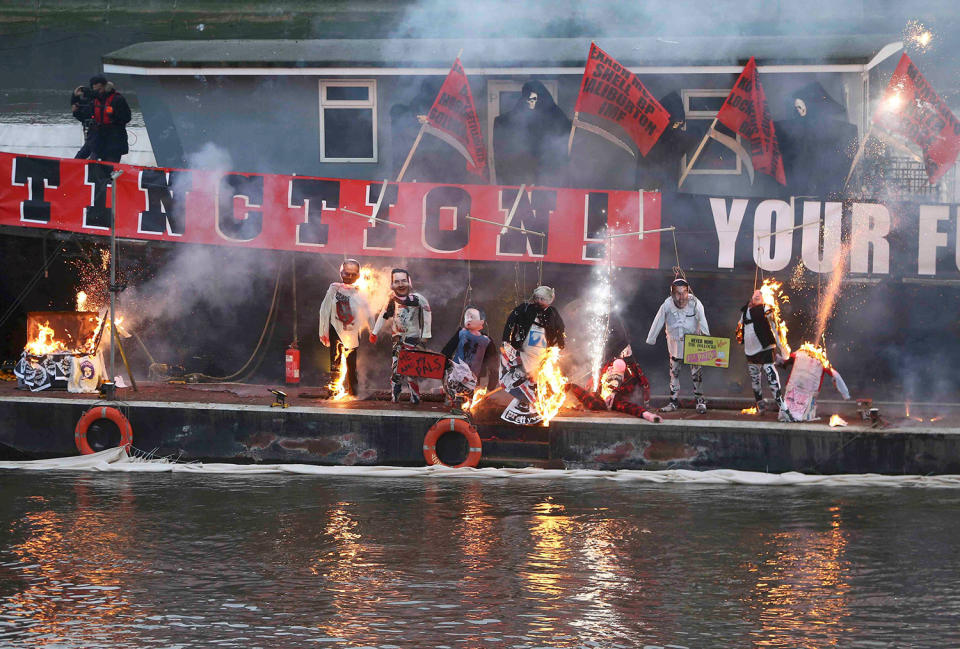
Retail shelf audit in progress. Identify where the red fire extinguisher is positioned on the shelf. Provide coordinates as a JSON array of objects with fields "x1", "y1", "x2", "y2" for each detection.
[{"x1": 285, "y1": 343, "x2": 300, "y2": 384}]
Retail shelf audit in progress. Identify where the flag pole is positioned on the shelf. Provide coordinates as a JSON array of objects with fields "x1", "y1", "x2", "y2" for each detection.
[
  {"x1": 396, "y1": 123, "x2": 426, "y2": 183},
  {"x1": 843, "y1": 124, "x2": 873, "y2": 191},
  {"x1": 567, "y1": 111, "x2": 579, "y2": 155},
  {"x1": 678, "y1": 117, "x2": 717, "y2": 188}
]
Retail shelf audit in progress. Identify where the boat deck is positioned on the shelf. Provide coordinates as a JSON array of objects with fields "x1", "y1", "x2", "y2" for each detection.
[{"x1": 1, "y1": 379, "x2": 958, "y2": 473}]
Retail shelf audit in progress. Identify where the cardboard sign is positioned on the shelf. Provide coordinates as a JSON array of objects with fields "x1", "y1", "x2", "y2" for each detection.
[
  {"x1": 683, "y1": 334, "x2": 730, "y2": 368},
  {"x1": 397, "y1": 349, "x2": 446, "y2": 379}
]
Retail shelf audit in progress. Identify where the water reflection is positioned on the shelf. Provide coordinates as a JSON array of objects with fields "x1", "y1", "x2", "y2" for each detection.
[
  {"x1": 2, "y1": 475, "x2": 959, "y2": 648},
  {"x1": 3, "y1": 479, "x2": 138, "y2": 646},
  {"x1": 745, "y1": 502, "x2": 853, "y2": 647}
]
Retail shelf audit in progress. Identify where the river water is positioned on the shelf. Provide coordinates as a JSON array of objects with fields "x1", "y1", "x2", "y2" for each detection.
[{"x1": 1, "y1": 470, "x2": 958, "y2": 648}]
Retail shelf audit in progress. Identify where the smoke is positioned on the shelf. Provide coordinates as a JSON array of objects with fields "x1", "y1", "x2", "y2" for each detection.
[{"x1": 121, "y1": 144, "x2": 283, "y2": 373}]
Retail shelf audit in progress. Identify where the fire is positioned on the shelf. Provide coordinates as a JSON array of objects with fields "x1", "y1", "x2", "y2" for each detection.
[
  {"x1": 829, "y1": 414, "x2": 848, "y2": 427},
  {"x1": 741, "y1": 406, "x2": 759, "y2": 415},
  {"x1": 905, "y1": 401, "x2": 942, "y2": 423},
  {"x1": 24, "y1": 322, "x2": 65, "y2": 356},
  {"x1": 462, "y1": 387, "x2": 488, "y2": 412},
  {"x1": 532, "y1": 346, "x2": 568, "y2": 426},
  {"x1": 76, "y1": 291, "x2": 88, "y2": 311},
  {"x1": 353, "y1": 265, "x2": 392, "y2": 314},
  {"x1": 326, "y1": 344, "x2": 352, "y2": 401},
  {"x1": 797, "y1": 342, "x2": 831, "y2": 369},
  {"x1": 759, "y1": 278, "x2": 791, "y2": 355}
]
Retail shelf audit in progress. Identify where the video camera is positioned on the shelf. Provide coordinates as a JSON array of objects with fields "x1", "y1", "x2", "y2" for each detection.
[{"x1": 71, "y1": 85, "x2": 95, "y2": 124}]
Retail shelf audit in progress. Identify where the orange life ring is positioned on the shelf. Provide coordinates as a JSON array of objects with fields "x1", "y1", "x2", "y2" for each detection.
[
  {"x1": 423, "y1": 417, "x2": 482, "y2": 468},
  {"x1": 75, "y1": 406, "x2": 133, "y2": 455}
]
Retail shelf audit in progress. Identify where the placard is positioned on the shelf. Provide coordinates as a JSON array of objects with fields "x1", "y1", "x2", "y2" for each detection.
[
  {"x1": 683, "y1": 335, "x2": 730, "y2": 368},
  {"x1": 397, "y1": 349, "x2": 446, "y2": 379}
]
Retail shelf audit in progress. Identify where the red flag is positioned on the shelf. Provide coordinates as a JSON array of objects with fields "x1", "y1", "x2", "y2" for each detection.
[
  {"x1": 424, "y1": 58, "x2": 487, "y2": 176},
  {"x1": 573, "y1": 42, "x2": 670, "y2": 157},
  {"x1": 716, "y1": 57, "x2": 785, "y2": 185},
  {"x1": 872, "y1": 53, "x2": 960, "y2": 185}
]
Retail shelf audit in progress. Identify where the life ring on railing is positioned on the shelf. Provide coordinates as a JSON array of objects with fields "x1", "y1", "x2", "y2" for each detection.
[
  {"x1": 75, "y1": 406, "x2": 133, "y2": 455},
  {"x1": 423, "y1": 417, "x2": 482, "y2": 468}
]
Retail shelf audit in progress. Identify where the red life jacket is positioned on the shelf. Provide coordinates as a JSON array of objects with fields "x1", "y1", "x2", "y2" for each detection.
[{"x1": 93, "y1": 93, "x2": 118, "y2": 126}]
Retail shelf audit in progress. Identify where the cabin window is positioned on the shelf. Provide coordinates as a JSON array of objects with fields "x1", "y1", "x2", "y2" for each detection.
[
  {"x1": 320, "y1": 80, "x2": 377, "y2": 162},
  {"x1": 681, "y1": 89, "x2": 742, "y2": 176}
]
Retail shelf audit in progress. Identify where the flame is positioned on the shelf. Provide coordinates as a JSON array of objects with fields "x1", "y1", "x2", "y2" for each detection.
[
  {"x1": 353, "y1": 265, "x2": 392, "y2": 315},
  {"x1": 797, "y1": 342, "x2": 831, "y2": 369},
  {"x1": 462, "y1": 387, "x2": 488, "y2": 412},
  {"x1": 759, "y1": 278, "x2": 791, "y2": 355},
  {"x1": 741, "y1": 406, "x2": 759, "y2": 415},
  {"x1": 905, "y1": 401, "x2": 942, "y2": 423},
  {"x1": 829, "y1": 414, "x2": 847, "y2": 427},
  {"x1": 76, "y1": 291, "x2": 88, "y2": 311},
  {"x1": 532, "y1": 346, "x2": 568, "y2": 426},
  {"x1": 326, "y1": 344, "x2": 352, "y2": 401},
  {"x1": 599, "y1": 380, "x2": 614, "y2": 405},
  {"x1": 24, "y1": 322, "x2": 65, "y2": 356}
]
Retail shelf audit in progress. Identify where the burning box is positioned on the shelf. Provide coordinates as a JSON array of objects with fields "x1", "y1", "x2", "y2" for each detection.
[{"x1": 14, "y1": 311, "x2": 106, "y2": 392}]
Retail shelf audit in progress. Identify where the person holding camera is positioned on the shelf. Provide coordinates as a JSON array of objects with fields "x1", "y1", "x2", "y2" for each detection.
[
  {"x1": 70, "y1": 84, "x2": 96, "y2": 159},
  {"x1": 88, "y1": 74, "x2": 131, "y2": 163}
]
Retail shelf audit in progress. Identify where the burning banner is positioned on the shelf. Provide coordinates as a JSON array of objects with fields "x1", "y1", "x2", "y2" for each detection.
[
  {"x1": 418, "y1": 57, "x2": 488, "y2": 178},
  {"x1": 572, "y1": 42, "x2": 671, "y2": 157},
  {"x1": 872, "y1": 53, "x2": 960, "y2": 185}
]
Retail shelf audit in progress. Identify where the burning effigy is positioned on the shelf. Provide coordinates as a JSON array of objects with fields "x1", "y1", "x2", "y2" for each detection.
[
  {"x1": 14, "y1": 310, "x2": 108, "y2": 392},
  {"x1": 778, "y1": 342, "x2": 851, "y2": 422},
  {"x1": 737, "y1": 279, "x2": 791, "y2": 414},
  {"x1": 499, "y1": 286, "x2": 567, "y2": 426}
]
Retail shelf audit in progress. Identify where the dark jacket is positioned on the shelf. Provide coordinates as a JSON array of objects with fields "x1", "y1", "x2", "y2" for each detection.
[
  {"x1": 92, "y1": 83, "x2": 131, "y2": 161},
  {"x1": 502, "y1": 302, "x2": 565, "y2": 351},
  {"x1": 441, "y1": 328, "x2": 499, "y2": 391}
]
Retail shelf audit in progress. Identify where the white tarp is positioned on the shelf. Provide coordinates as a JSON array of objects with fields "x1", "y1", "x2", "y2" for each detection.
[{"x1": 3, "y1": 447, "x2": 960, "y2": 487}]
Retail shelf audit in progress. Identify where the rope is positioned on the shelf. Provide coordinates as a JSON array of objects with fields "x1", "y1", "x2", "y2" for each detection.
[
  {"x1": 0, "y1": 232, "x2": 75, "y2": 331},
  {"x1": 537, "y1": 258, "x2": 543, "y2": 286},
  {"x1": 179, "y1": 260, "x2": 283, "y2": 383},
  {"x1": 670, "y1": 228, "x2": 685, "y2": 281},
  {"x1": 514, "y1": 262, "x2": 522, "y2": 304},
  {"x1": 461, "y1": 258, "x2": 473, "y2": 315}
]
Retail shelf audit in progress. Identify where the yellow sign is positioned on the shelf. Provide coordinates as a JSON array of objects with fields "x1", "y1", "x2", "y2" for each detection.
[{"x1": 683, "y1": 334, "x2": 731, "y2": 368}]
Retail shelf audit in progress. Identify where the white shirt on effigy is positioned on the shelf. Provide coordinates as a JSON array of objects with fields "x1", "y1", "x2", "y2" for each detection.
[
  {"x1": 645, "y1": 295, "x2": 709, "y2": 359},
  {"x1": 520, "y1": 323, "x2": 548, "y2": 381}
]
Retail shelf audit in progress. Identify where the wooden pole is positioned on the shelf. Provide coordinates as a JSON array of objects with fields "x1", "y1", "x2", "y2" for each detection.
[
  {"x1": 678, "y1": 117, "x2": 718, "y2": 188},
  {"x1": 396, "y1": 123, "x2": 426, "y2": 183},
  {"x1": 567, "y1": 112, "x2": 579, "y2": 155},
  {"x1": 114, "y1": 334, "x2": 138, "y2": 392}
]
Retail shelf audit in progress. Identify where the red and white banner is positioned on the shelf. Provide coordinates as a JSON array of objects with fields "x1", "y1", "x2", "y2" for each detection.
[
  {"x1": 872, "y1": 53, "x2": 960, "y2": 185},
  {"x1": 716, "y1": 57, "x2": 785, "y2": 185},
  {"x1": 0, "y1": 152, "x2": 660, "y2": 268},
  {"x1": 424, "y1": 58, "x2": 488, "y2": 176},
  {"x1": 573, "y1": 42, "x2": 670, "y2": 157}
]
